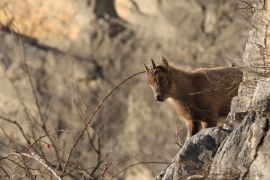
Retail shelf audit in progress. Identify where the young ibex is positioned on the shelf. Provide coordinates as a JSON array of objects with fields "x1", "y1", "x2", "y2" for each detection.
[{"x1": 145, "y1": 56, "x2": 242, "y2": 138}]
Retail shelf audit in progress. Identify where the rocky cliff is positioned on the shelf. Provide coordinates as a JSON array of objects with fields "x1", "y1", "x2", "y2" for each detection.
[{"x1": 0, "y1": 0, "x2": 251, "y2": 179}]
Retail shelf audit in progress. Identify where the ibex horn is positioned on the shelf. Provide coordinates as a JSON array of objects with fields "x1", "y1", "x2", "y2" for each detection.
[
  {"x1": 151, "y1": 59, "x2": 156, "y2": 68},
  {"x1": 144, "y1": 64, "x2": 149, "y2": 71}
]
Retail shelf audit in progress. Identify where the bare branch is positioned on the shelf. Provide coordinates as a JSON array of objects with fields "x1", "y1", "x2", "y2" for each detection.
[
  {"x1": 0, "y1": 115, "x2": 31, "y2": 146},
  {"x1": 12, "y1": 152, "x2": 62, "y2": 180}
]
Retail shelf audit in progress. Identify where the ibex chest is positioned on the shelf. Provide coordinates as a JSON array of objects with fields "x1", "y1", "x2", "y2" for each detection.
[
  {"x1": 168, "y1": 98, "x2": 209, "y2": 120},
  {"x1": 166, "y1": 98, "x2": 198, "y2": 121}
]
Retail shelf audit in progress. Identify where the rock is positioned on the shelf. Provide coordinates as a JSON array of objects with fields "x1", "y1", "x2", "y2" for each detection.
[
  {"x1": 115, "y1": 0, "x2": 177, "y2": 39},
  {"x1": 208, "y1": 1, "x2": 270, "y2": 179},
  {"x1": 252, "y1": 78, "x2": 270, "y2": 112},
  {"x1": 95, "y1": 0, "x2": 118, "y2": 17},
  {"x1": 0, "y1": 0, "x2": 93, "y2": 51},
  {"x1": 224, "y1": 0, "x2": 269, "y2": 127},
  {"x1": 1, "y1": 0, "x2": 250, "y2": 64},
  {"x1": 203, "y1": 5, "x2": 217, "y2": 34},
  {"x1": 0, "y1": 0, "x2": 251, "y2": 179},
  {"x1": 208, "y1": 78, "x2": 270, "y2": 180},
  {"x1": 115, "y1": 0, "x2": 249, "y2": 67},
  {"x1": 115, "y1": 0, "x2": 160, "y2": 18},
  {"x1": 156, "y1": 128, "x2": 231, "y2": 180}
]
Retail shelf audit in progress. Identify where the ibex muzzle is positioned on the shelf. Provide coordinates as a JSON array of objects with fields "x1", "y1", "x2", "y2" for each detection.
[{"x1": 145, "y1": 57, "x2": 171, "y2": 103}]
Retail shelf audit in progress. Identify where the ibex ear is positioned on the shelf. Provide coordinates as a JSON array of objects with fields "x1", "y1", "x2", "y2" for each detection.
[
  {"x1": 144, "y1": 64, "x2": 149, "y2": 72},
  {"x1": 151, "y1": 58, "x2": 156, "y2": 68},
  {"x1": 161, "y1": 56, "x2": 169, "y2": 68}
]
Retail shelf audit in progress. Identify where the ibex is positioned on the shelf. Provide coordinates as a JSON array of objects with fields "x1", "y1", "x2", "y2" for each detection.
[{"x1": 145, "y1": 57, "x2": 242, "y2": 138}]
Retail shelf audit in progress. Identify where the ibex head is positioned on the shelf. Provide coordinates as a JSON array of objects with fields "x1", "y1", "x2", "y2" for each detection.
[{"x1": 145, "y1": 56, "x2": 171, "y2": 102}]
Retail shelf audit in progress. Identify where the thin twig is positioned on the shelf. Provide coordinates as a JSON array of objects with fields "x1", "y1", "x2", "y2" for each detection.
[
  {"x1": 100, "y1": 161, "x2": 112, "y2": 180},
  {"x1": 0, "y1": 115, "x2": 31, "y2": 146},
  {"x1": 90, "y1": 135, "x2": 102, "y2": 177},
  {"x1": 15, "y1": 152, "x2": 35, "y2": 180},
  {"x1": 0, "y1": 162, "x2": 10, "y2": 178},
  {"x1": 12, "y1": 152, "x2": 62, "y2": 180},
  {"x1": 21, "y1": 58, "x2": 60, "y2": 161},
  {"x1": 28, "y1": 129, "x2": 65, "y2": 150}
]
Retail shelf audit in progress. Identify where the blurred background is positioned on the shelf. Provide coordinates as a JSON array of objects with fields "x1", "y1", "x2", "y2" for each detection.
[{"x1": 0, "y1": 0, "x2": 251, "y2": 179}]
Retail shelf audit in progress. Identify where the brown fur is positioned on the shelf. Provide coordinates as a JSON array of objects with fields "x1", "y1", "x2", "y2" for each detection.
[{"x1": 145, "y1": 57, "x2": 243, "y2": 138}]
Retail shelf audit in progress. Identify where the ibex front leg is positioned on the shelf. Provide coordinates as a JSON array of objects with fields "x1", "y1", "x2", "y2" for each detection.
[{"x1": 186, "y1": 120, "x2": 202, "y2": 139}]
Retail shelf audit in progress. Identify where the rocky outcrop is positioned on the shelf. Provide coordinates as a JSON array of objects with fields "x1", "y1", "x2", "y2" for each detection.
[
  {"x1": 115, "y1": 0, "x2": 250, "y2": 66},
  {"x1": 156, "y1": 128, "x2": 231, "y2": 180},
  {"x1": 0, "y1": 0, "x2": 250, "y2": 65},
  {"x1": 208, "y1": 79, "x2": 270, "y2": 179},
  {"x1": 208, "y1": 1, "x2": 270, "y2": 179},
  {"x1": 0, "y1": 0, "x2": 93, "y2": 51},
  {"x1": 0, "y1": 0, "x2": 251, "y2": 179}
]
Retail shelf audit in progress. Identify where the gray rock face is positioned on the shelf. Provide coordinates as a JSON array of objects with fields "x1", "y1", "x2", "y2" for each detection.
[
  {"x1": 208, "y1": 1, "x2": 270, "y2": 179},
  {"x1": 225, "y1": 1, "x2": 269, "y2": 128},
  {"x1": 208, "y1": 79, "x2": 270, "y2": 180},
  {"x1": 252, "y1": 79, "x2": 270, "y2": 112},
  {"x1": 0, "y1": 0, "x2": 251, "y2": 179},
  {"x1": 156, "y1": 128, "x2": 231, "y2": 180},
  {"x1": 115, "y1": 0, "x2": 249, "y2": 67}
]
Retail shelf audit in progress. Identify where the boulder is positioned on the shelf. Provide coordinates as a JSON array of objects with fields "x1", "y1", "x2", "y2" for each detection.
[{"x1": 156, "y1": 128, "x2": 231, "y2": 180}]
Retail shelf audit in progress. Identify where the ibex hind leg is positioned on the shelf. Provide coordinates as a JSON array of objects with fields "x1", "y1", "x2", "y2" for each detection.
[
  {"x1": 201, "y1": 120, "x2": 217, "y2": 129},
  {"x1": 186, "y1": 121, "x2": 203, "y2": 139}
]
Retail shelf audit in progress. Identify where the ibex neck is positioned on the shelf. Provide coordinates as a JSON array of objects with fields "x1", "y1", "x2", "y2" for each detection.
[{"x1": 169, "y1": 67, "x2": 193, "y2": 99}]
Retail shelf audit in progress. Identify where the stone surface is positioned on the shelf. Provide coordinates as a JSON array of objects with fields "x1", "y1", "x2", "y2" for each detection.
[
  {"x1": 208, "y1": 80, "x2": 270, "y2": 179},
  {"x1": 208, "y1": 1, "x2": 270, "y2": 179},
  {"x1": 156, "y1": 128, "x2": 231, "y2": 180},
  {"x1": 225, "y1": 0, "x2": 270, "y2": 127},
  {"x1": 0, "y1": 0, "x2": 93, "y2": 51},
  {"x1": 0, "y1": 0, "x2": 251, "y2": 179},
  {"x1": 252, "y1": 78, "x2": 270, "y2": 112}
]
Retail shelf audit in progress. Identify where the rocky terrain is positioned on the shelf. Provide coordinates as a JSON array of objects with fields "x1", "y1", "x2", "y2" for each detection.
[{"x1": 0, "y1": 0, "x2": 252, "y2": 179}]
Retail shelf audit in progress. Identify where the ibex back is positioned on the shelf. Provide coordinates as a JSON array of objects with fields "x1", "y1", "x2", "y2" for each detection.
[{"x1": 145, "y1": 57, "x2": 242, "y2": 138}]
